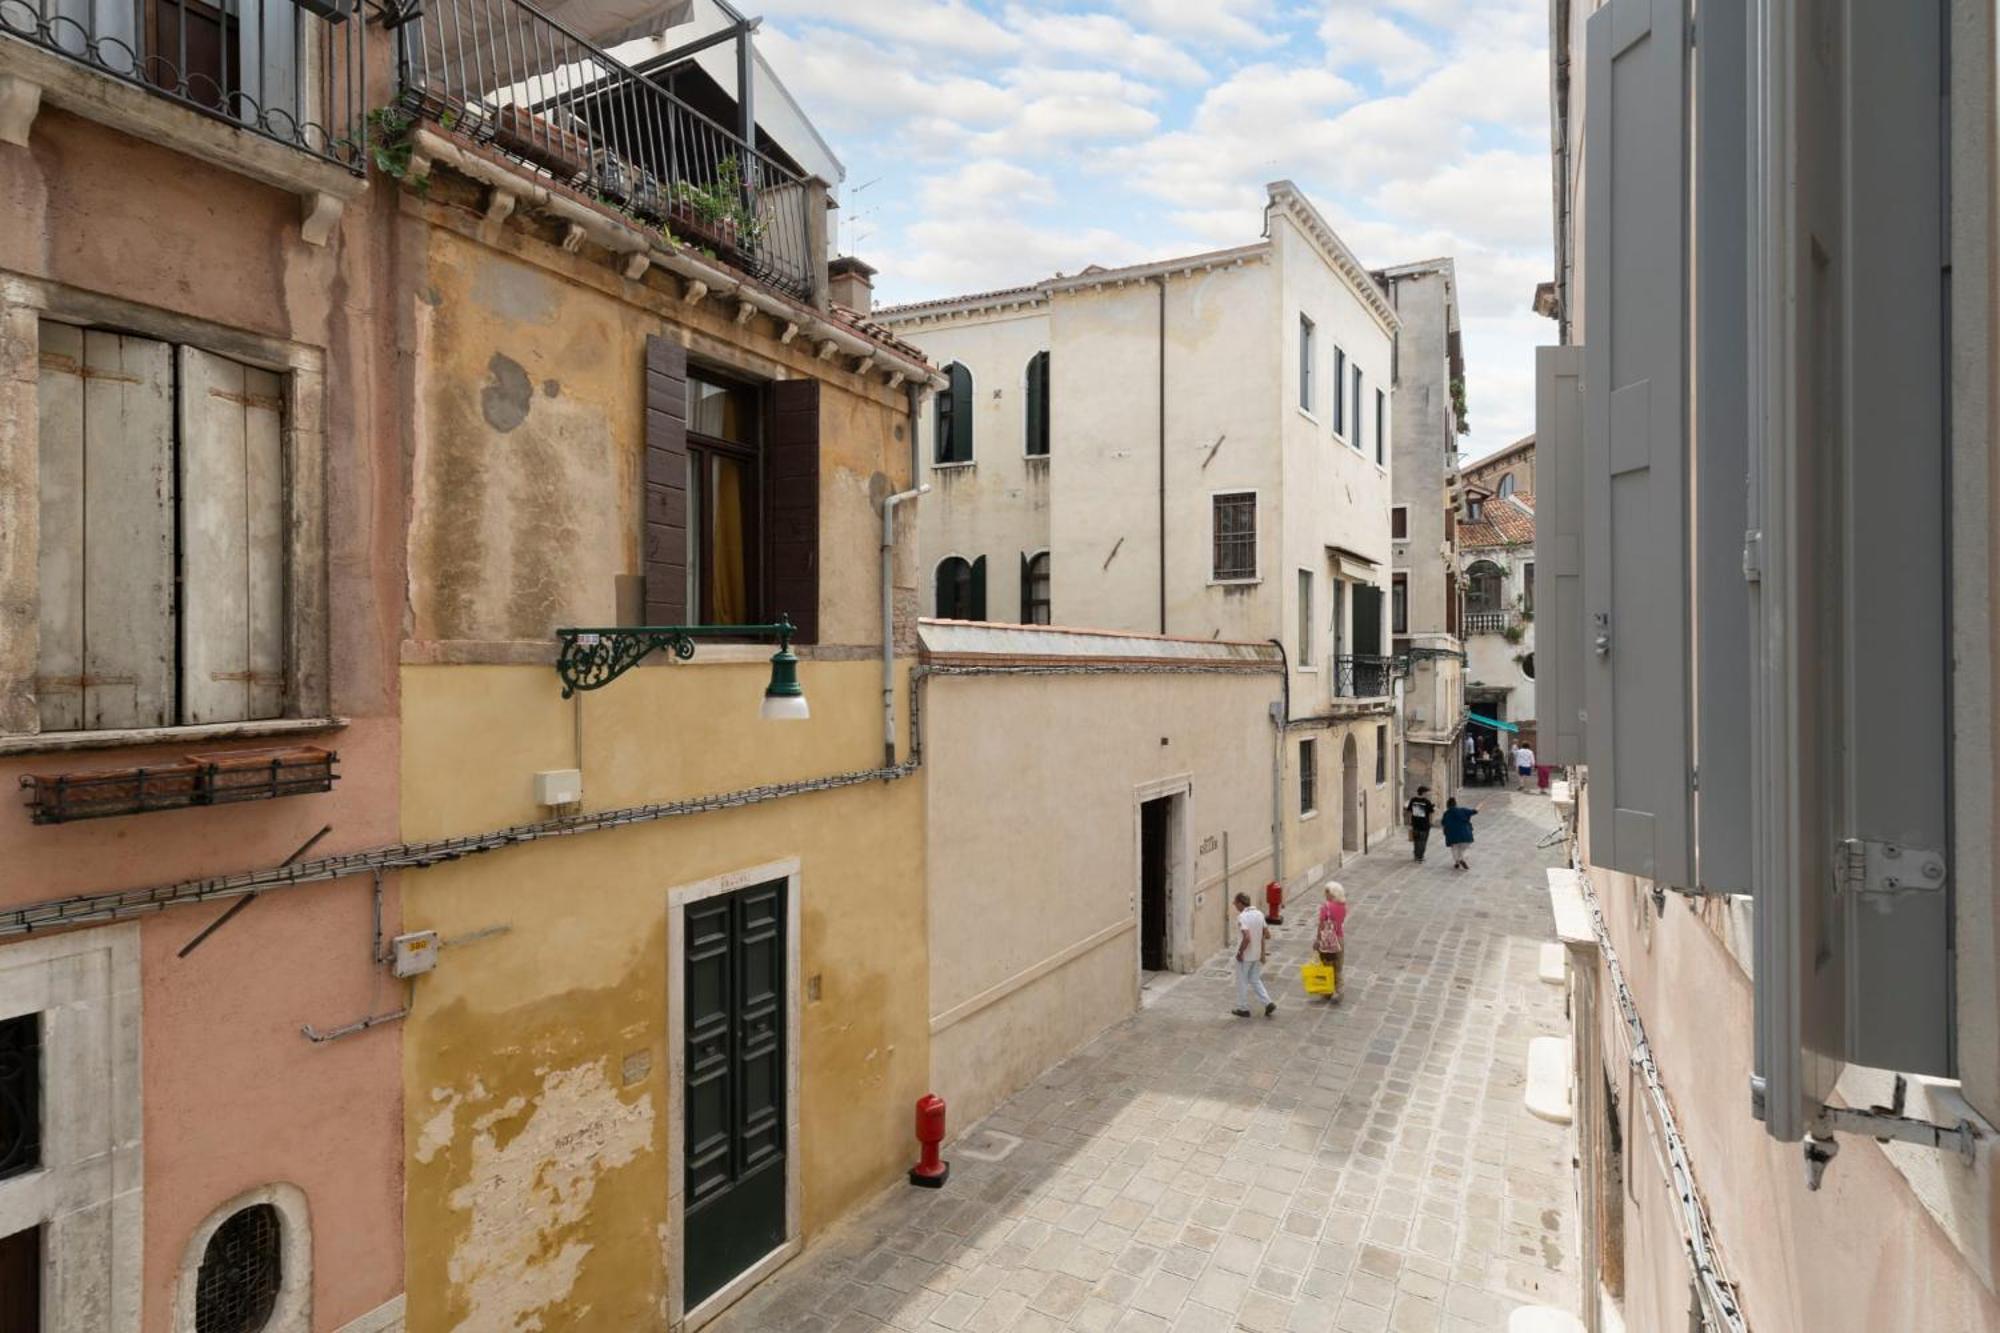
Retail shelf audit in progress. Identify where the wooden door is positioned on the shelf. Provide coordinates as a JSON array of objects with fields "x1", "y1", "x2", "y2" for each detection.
[{"x1": 684, "y1": 880, "x2": 787, "y2": 1311}]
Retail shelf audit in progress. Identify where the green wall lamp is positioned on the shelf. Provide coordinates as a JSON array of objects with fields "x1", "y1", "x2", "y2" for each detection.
[{"x1": 554, "y1": 616, "x2": 809, "y2": 720}]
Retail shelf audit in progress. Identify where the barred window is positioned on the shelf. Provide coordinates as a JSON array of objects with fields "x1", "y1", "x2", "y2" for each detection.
[
  {"x1": 0, "y1": 1013, "x2": 40, "y2": 1182},
  {"x1": 196, "y1": 1205, "x2": 283, "y2": 1333},
  {"x1": 1299, "y1": 738, "x2": 1318, "y2": 815},
  {"x1": 1212, "y1": 493, "x2": 1257, "y2": 581}
]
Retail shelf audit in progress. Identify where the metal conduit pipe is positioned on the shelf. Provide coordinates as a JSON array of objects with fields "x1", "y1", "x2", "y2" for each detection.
[{"x1": 881, "y1": 481, "x2": 929, "y2": 767}]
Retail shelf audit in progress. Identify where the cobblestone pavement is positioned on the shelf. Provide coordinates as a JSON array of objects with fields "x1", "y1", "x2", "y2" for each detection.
[{"x1": 717, "y1": 788, "x2": 1575, "y2": 1333}]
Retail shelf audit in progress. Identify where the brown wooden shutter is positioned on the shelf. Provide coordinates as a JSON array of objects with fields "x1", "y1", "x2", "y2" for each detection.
[
  {"x1": 644, "y1": 335, "x2": 689, "y2": 625},
  {"x1": 767, "y1": 378, "x2": 820, "y2": 644}
]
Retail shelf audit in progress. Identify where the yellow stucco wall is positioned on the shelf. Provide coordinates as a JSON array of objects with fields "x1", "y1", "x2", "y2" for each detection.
[{"x1": 395, "y1": 185, "x2": 929, "y2": 1331}]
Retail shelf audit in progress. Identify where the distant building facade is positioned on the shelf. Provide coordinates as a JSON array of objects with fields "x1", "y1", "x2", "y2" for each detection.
[
  {"x1": 880, "y1": 182, "x2": 1406, "y2": 882},
  {"x1": 1456, "y1": 443, "x2": 1537, "y2": 745}
]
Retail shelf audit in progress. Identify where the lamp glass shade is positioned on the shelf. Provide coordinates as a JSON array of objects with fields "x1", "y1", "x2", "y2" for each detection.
[{"x1": 759, "y1": 692, "x2": 811, "y2": 721}]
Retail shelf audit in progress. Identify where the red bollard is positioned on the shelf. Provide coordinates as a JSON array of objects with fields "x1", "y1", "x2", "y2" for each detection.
[
  {"x1": 909, "y1": 1093, "x2": 950, "y2": 1188},
  {"x1": 1265, "y1": 879, "x2": 1285, "y2": 926}
]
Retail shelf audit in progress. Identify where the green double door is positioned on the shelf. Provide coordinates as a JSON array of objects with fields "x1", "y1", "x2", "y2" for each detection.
[{"x1": 683, "y1": 880, "x2": 788, "y2": 1311}]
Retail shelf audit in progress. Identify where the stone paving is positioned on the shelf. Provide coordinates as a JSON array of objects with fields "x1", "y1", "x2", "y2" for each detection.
[{"x1": 717, "y1": 788, "x2": 1576, "y2": 1333}]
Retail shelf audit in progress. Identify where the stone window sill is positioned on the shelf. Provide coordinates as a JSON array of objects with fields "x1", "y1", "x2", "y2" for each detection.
[{"x1": 0, "y1": 716, "x2": 347, "y2": 758}]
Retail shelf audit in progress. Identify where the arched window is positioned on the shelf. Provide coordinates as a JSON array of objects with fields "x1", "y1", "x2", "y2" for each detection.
[
  {"x1": 1496, "y1": 471, "x2": 1516, "y2": 497},
  {"x1": 934, "y1": 555, "x2": 986, "y2": 620},
  {"x1": 1464, "y1": 560, "x2": 1505, "y2": 614},
  {"x1": 1021, "y1": 551, "x2": 1050, "y2": 624},
  {"x1": 179, "y1": 1184, "x2": 311, "y2": 1333},
  {"x1": 1520, "y1": 652, "x2": 1535, "y2": 680},
  {"x1": 934, "y1": 363, "x2": 973, "y2": 464},
  {"x1": 1024, "y1": 351, "x2": 1050, "y2": 457}
]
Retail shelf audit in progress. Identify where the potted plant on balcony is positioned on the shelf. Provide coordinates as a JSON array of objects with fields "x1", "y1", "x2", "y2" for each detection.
[
  {"x1": 491, "y1": 103, "x2": 592, "y2": 182},
  {"x1": 669, "y1": 156, "x2": 768, "y2": 262}
]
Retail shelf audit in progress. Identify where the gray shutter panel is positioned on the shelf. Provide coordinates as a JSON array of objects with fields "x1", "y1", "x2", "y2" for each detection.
[
  {"x1": 969, "y1": 555, "x2": 987, "y2": 622},
  {"x1": 1582, "y1": 0, "x2": 1693, "y2": 887},
  {"x1": 643, "y1": 335, "x2": 689, "y2": 625},
  {"x1": 1692, "y1": 0, "x2": 1752, "y2": 893},
  {"x1": 767, "y1": 379, "x2": 820, "y2": 644},
  {"x1": 1534, "y1": 346, "x2": 1585, "y2": 766},
  {"x1": 1019, "y1": 552, "x2": 1031, "y2": 621}
]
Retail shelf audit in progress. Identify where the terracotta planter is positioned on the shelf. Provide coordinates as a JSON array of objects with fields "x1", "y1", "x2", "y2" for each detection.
[
  {"x1": 189, "y1": 745, "x2": 339, "y2": 805},
  {"x1": 491, "y1": 105, "x2": 591, "y2": 181}
]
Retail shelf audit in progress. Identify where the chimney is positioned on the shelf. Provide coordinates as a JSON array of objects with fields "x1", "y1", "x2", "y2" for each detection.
[{"x1": 828, "y1": 256, "x2": 877, "y2": 315}]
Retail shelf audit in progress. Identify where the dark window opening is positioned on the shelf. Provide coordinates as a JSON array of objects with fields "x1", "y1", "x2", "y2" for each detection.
[
  {"x1": 687, "y1": 371, "x2": 764, "y2": 626},
  {"x1": 1465, "y1": 560, "x2": 1504, "y2": 614},
  {"x1": 1212, "y1": 493, "x2": 1257, "y2": 581},
  {"x1": 1523, "y1": 561, "x2": 1535, "y2": 613},
  {"x1": 1332, "y1": 347, "x2": 1347, "y2": 434},
  {"x1": 1024, "y1": 351, "x2": 1050, "y2": 457},
  {"x1": 1391, "y1": 506, "x2": 1408, "y2": 540},
  {"x1": 1392, "y1": 573, "x2": 1408, "y2": 635},
  {"x1": 935, "y1": 556, "x2": 986, "y2": 621},
  {"x1": 0, "y1": 1226, "x2": 38, "y2": 1333},
  {"x1": 1496, "y1": 471, "x2": 1516, "y2": 497},
  {"x1": 195, "y1": 1204, "x2": 283, "y2": 1333},
  {"x1": 0, "y1": 1014, "x2": 40, "y2": 1183},
  {"x1": 935, "y1": 362, "x2": 973, "y2": 464},
  {"x1": 1022, "y1": 551, "x2": 1050, "y2": 624},
  {"x1": 1375, "y1": 388, "x2": 1387, "y2": 465},
  {"x1": 1375, "y1": 724, "x2": 1387, "y2": 784},
  {"x1": 1299, "y1": 738, "x2": 1317, "y2": 814},
  {"x1": 1521, "y1": 652, "x2": 1535, "y2": 680}
]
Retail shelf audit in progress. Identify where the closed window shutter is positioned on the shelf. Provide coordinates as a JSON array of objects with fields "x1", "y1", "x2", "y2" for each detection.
[
  {"x1": 36, "y1": 324, "x2": 176, "y2": 731},
  {"x1": 179, "y1": 346, "x2": 285, "y2": 725},
  {"x1": 1582, "y1": 0, "x2": 1693, "y2": 886},
  {"x1": 767, "y1": 379, "x2": 820, "y2": 644},
  {"x1": 969, "y1": 555, "x2": 986, "y2": 622},
  {"x1": 1019, "y1": 552, "x2": 1031, "y2": 621},
  {"x1": 1692, "y1": 0, "x2": 1752, "y2": 894},
  {"x1": 950, "y1": 363, "x2": 974, "y2": 462},
  {"x1": 1534, "y1": 345, "x2": 1585, "y2": 765},
  {"x1": 643, "y1": 335, "x2": 689, "y2": 626},
  {"x1": 1352, "y1": 585, "x2": 1382, "y2": 658},
  {"x1": 1025, "y1": 352, "x2": 1049, "y2": 456}
]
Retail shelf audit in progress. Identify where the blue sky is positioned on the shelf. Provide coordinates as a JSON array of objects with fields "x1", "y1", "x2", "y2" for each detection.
[{"x1": 752, "y1": 0, "x2": 1553, "y2": 463}]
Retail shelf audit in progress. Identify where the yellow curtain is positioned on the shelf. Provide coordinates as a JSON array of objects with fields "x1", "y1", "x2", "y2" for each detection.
[{"x1": 709, "y1": 456, "x2": 748, "y2": 624}]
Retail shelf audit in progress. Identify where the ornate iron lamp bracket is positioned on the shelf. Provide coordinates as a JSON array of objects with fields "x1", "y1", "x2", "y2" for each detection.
[{"x1": 554, "y1": 617, "x2": 797, "y2": 697}]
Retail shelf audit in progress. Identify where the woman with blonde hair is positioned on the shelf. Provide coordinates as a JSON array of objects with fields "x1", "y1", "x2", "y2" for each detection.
[{"x1": 1315, "y1": 882, "x2": 1347, "y2": 1004}]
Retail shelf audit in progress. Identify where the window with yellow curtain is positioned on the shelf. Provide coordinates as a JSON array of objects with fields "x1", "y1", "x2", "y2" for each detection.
[{"x1": 688, "y1": 372, "x2": 762, "y2": 625}]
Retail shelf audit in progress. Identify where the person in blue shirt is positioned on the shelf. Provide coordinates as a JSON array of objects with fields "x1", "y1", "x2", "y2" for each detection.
[{"x1": 1441, "y1": 798, "x2": 1478, "y2": 870}]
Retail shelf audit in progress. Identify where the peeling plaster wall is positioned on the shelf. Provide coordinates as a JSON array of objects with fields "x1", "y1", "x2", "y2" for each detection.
[
  {"x1": 0, "y1": 108, "x2": 406, "y2": 1332},
  {"x1": 397, "y1": 189, "x2": 927, "y2": 1332}
]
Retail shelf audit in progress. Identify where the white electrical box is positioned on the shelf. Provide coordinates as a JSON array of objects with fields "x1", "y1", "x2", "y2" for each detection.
[
  {"x1": 392, "y1": 930, "x2": 440, "y2": 978},
  {"x1": 534, "y1": 769, "x2": 583, "y2": 806}
]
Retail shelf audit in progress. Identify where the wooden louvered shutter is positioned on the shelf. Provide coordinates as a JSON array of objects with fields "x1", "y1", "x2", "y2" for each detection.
[
  {"x1": 36, "y1": 324, "x2": 175, "y2": 731},
  {"x1": 1582, "y1": 0, "x2": 1693, "y2": 886},
  {"x1": 1534, "y1": 345, "x2": 1585, "y2": 765},
  {"x1": 644, "y1": 335, "x2": 689, "y2": 626},
  {"x1": 767, "y1": 379, "x2": 820, "y2": 644},
  {"x1": 179, "y1": 346, "x2": 285, "y2": 725},
  {"x1": 968, "y1": 556, "x2": 986, "y2": 622}
]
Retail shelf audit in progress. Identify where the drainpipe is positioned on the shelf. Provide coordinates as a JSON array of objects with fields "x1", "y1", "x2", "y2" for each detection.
[
  {"x1": 1155, "y1": 275, "x2": 1168, "y2": 635},
  {"x1": 1267, "y1": 638, "x2": 1290, "y2": 891},
  {"x1": 882, "y1": 481, "x2": 929, "y2": 767}
]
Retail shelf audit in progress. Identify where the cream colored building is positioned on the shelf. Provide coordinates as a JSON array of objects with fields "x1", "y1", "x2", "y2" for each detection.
[
  {"x1": 917, "y1": 620, "x2": 1285, "y2": 1125},
  {"x1": 881, "y1": 182, "x2": 1403, "y2": 883},
  {"x1": 1537, "y1": 1, "x2": 2000, "y2": 1331}
]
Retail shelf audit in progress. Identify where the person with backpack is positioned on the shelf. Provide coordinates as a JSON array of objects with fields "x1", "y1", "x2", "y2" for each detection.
[
  {"x1": 1405, "y1": 786, "x2": 1436, "y2": 861},
  {"x1": 1441, "y1": 797, "x2": 1478, "y2": 869},
  {"x1": 1314, "y1": 882, "x2": 1347, "y2": 1003}
]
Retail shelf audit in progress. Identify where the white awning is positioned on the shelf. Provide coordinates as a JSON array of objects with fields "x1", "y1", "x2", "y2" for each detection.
[{"x1": 547, "y1": 0, "x2": 693, "y2": 50}]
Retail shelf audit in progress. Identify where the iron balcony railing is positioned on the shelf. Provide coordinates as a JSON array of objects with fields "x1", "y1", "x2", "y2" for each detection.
[
  {"x1": 1336, "y1": 654, "x2": 1395, "y2": 700},
  {"x1": 395, "y1": 0, "x2": 816, "y2": 301},
  {"x1": 0, "y1": 0, "x2": 366, "y2": 173},
  {"x1": 1463, "y1": 609, "x2": 1518, "y2": 636}
]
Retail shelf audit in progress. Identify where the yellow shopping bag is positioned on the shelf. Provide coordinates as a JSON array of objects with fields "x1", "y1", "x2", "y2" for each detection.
[{"x1": 1300, "y1": 963, "x2": 1337, "y2": 995}]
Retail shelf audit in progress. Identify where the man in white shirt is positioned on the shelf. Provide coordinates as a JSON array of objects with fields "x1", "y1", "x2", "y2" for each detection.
[
  {"x1": 1232, "y1": 892, "x2": 1275, "y2": 1018},
  {"x1": 1513, "y1": 741, "x2": 1537, "y2": 791}
]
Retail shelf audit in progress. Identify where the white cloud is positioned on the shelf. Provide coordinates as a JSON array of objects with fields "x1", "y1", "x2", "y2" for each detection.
[
  {"x1": 1373, "y1": 150, "x2": 1550, "y2": 253},
  {"x1": 918, "y1": 161, "x2": 1057, "y2": 216},
  {"x1": 1318, "y1": 6, "x2": 1440, "y2": 84},
  {"x1": 1002, "y1": 7, "x2": 1209, "y2": 84},
  {"x1": 894, "y1": 217, "x2": 1160, "y2": 295},
  {"x1": 1114, "y1": 0, "x2": 1280, "y2": 47}
]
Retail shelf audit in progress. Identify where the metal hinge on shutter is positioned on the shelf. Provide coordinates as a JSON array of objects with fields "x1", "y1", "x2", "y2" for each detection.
[
  {"x1": 1833, "y1": 838, "x2": 1947, "y2": 908},
  {"x1": 1789, "y1": 1074, "x2": 1981, "y2": 1190}
]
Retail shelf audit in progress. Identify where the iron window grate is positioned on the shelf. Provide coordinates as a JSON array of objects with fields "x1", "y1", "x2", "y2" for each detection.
[
  {"x1": 196, "y1": 1204, "x2": 282, "y2": 1333},
  {"x1": 1213, "y1": 493, "x2": 1257, "y2": 581}
]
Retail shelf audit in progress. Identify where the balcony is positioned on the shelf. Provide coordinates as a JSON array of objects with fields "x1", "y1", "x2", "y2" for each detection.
[
  {"x1": 1335, "y1": 654, "x2": 1395, "y2": 700},
  {"x1": 1463, "y1": 609, "x2": 1520, "y2": 636},
  {"x1": 0, "y1": 0, "x2": 366, "y2": 174},
  {"x1": 395, "y1": 0, "x2": 817, "y2": 302}
]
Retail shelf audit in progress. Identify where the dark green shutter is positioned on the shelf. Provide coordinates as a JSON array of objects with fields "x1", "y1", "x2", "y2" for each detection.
[
  {"x1": 1025, "y1": 352, "x2": 1049, "y2": 456},
  {"x1": 1019, "y1": 552, "x2": 1031, "y2": 621},
  {"x1": 969, "y1": 555, "x2": 986, "y2": 621}
]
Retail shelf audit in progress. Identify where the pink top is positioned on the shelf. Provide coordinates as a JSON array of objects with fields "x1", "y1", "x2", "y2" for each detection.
[{"x1": 1318, "y1": 899, "x2": 1347, "y2": 939}]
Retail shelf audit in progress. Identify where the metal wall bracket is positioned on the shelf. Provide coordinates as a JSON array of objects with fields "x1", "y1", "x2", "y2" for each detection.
[
  {"x1": 554, "y1": 617, "x2": 796, "y2": 697},
  {"x1": 1803, "y1": 1076, "x2": 1981, "y2": 1188}
]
